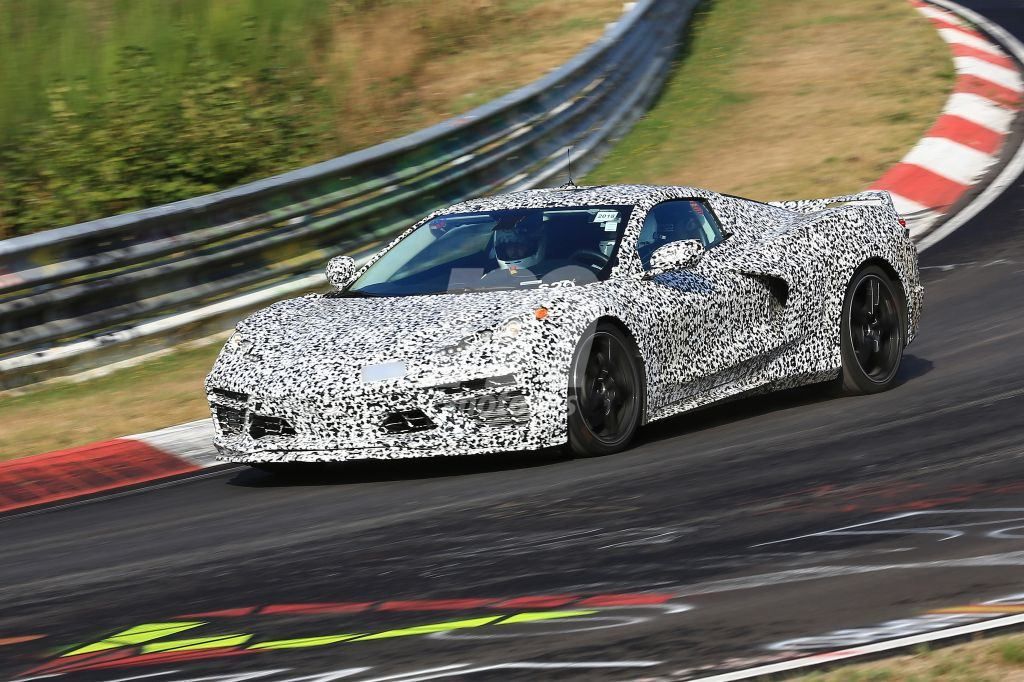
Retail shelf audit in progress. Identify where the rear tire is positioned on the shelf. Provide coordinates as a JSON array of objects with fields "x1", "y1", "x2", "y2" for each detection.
[
  {"x1": 567, "y1": 322, "x2": 644, "y2": 457},
  {"x1": 839, "y1": 265, "x2": 907, "y2": 394}
]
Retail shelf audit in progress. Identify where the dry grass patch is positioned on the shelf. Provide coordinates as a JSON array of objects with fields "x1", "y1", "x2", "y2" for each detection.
[
  {"x1": 587, "y1": 0, "x2": 954, "y2": 200},
  {"x1": 795, "y1": 633, "x2": 1024, "y2": 681},
  {"x1": 317, "y1": 0, "x2": 623, "y2": 149},
  {"x1": 0, "y1": 344, "x2": 221, "y2": 461}
]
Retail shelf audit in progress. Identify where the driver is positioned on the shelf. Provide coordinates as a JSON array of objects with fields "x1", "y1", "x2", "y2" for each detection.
[{"x1": 494, "y1": 213, "x2": 547, "y2": 272}]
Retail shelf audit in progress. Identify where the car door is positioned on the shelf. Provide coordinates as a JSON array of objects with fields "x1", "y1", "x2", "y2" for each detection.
[{"x1": 637, "y1": 199, "x2": 782, "y2": 408}]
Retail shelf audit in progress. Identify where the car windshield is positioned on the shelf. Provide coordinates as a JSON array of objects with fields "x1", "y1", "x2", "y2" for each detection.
[{"x1": 345, "y1": 205, "x2": 634, "y2": 297}]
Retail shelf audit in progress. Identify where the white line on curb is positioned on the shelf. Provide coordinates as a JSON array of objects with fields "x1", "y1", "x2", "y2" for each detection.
[
  {"x1": 954, "y1": 55, "x2": 1024, "y2": 92},
  {"x1": 917, "y1": 5, "x2": 964, "y2": 26},
  {"x1": 943, "y1": 92, "x2": 1016, "y2": 133},
  {"x1": 938, "y1": 27, "x2": 1006, "y2": 55},
  {"x1": 903, "y1": 137, "x2": 995, "y2": 185}
]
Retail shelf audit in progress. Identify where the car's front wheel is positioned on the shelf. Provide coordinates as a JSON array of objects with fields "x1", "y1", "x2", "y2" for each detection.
[
  {"x1": 567, "y1": 322, "x2": 644, "y2": 457},
  {"x1": 839, "y1": 264, "x2": 907, "y2": 394}
]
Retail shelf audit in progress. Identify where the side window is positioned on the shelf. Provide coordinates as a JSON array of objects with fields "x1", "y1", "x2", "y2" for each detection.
[{"x1": 636, "y1": 199, "x2": 723, "y2": 269}]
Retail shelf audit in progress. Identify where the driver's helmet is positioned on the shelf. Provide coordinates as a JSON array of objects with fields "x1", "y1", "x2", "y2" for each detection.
[{"x1": 495, "y1": 212, "x2": 546, "y2": 270}]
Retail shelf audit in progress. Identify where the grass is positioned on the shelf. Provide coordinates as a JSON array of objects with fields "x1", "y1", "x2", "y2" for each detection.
[
  {"x1": 795, "y1": 633, "x2": 1024, "y2": 681},
  {"x1": 0, "y1": 344, "x2": 221, "y2": 461},
  {"x1": 586, "y1": 0, "x2": 954, "y2": 201},
  {"x1": 0, "y1": 0, "x2": 954, "y2": 460},
  {"x1": 0, "y1": 0, "x2": 622, "y2": 237},
  {"x1": 0, "y1": 0, "x2": 621, "y2": 149}
]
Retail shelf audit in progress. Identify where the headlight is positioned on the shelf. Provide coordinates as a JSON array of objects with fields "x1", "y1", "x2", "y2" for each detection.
[
  {"x1": 441, "y1": 317, "x2": 527, "y2": 355},
  {"x1": 496, "y1": 318, "x2": 523, "y2": 338},
  {"x1": 225, "y1": 331, "x2": 253, "y2": 355}
]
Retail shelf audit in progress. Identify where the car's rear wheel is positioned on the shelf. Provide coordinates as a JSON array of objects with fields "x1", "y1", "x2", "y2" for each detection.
[
  {"x1": 839, "y1": 264, "x2": 906, "y2": 394},
  {"x1": 568, "y1": 322, "x2": 644, "y2": 457}
]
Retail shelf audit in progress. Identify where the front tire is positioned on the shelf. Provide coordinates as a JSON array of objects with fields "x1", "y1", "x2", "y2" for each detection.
[
  {"x1": 839, "y1": 265, "x2": 907, "y2": 394},
  {"x1": 567, "y1": 322, "x2": 644, "y2": 457}
]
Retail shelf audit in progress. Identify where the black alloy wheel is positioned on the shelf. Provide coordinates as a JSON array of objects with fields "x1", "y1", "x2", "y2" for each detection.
[
  {"x1": 840, "y1": 265, "x2": 907, "y2": 394},
  {"x1": 568, "y1": 322, "x2": 644, "y2": 456}
]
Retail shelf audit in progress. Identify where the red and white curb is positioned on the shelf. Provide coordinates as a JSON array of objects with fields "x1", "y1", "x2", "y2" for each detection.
[
  {"x1": 1, "y1": 0, "x2": 1023, "y2": 517},
  {"x1": 873, "y1": 0, "x2": 1023, "y2": 239},
  {"x1": 0, "y1": 419, "x2": 215, "y2": 514}
]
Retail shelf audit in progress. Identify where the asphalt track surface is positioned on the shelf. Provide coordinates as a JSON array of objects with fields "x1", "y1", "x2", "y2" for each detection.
[{"x1": 4, "y1": 5, "x2": 1024, "y2": 680}]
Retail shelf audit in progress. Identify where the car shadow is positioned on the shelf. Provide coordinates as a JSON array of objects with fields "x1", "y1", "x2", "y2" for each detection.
[
  {"x1": 226, "y1": 446, "x2": 571, "y2": 488},
  {"x1": 635, "y1": 353, "x2": 933, "y2": 447},
  {"x1": 896, "y1": 353, "x2": 933, "y2": 384}
]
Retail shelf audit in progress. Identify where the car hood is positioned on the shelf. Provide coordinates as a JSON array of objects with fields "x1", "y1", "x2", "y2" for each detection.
[{"x1": 233, "y1": 288, "x2": 564, "y2": 369}]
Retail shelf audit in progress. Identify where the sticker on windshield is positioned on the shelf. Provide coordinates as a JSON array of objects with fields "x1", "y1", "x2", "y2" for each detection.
[{"x1": 593, "y1": 210, "x2": 620, "y2": 223}]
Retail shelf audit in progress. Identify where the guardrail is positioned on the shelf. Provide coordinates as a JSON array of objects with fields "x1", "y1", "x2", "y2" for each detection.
[{"x1": 0, "y1": 0, "x2": 695, "y2": 391}]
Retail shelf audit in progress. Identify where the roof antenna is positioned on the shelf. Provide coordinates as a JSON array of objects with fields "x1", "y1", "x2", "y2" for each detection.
[{"x1": 561, "y1": 145, "x2": 578, "y2": 189}]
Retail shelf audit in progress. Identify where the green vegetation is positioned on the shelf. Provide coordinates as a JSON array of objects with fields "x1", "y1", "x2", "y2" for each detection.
[
  {"x1": 998, "y1": 636, "x2": 1024, "y2": 664},
  {"x1": 796, "y1": 633, "x2": 1024, "y2": 681},
  {"x1": 587, "y1": 0, "x2": 954, "y2": 201},
  {"x1": 0, "y1": 0, "x2": 620, "y2": 238},
  {"x1": 0, "y1": 43, "x2": 325, "y2": 238}
]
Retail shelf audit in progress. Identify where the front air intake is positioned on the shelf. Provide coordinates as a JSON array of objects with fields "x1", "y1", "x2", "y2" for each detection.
[
  {"x1": 381, "y1": 409, "x2": 436, "y2": 434},
  {"x1": 215, "y1": 405, "x2": 246, "y2": 436},
  {"x1": 249, "y1": 414, "x2": 297, "y2": 439}
]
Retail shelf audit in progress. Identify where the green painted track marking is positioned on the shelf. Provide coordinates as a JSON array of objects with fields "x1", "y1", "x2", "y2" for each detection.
[
  {"x1": 62, "y1": 622, "x2": 205, "y2": 657},
  {"x1": 249, "y1": 634, "x2": 362, "y2": 649},
  {"x1": 141, "y1": 634, "x2": 252, "y2": 654}
]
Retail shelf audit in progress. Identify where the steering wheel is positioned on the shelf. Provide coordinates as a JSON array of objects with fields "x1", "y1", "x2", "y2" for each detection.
[{"x1": 569, "y1": 249, "x2": 608, "y2": 271}]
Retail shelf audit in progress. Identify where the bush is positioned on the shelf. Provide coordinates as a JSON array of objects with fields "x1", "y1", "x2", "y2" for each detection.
[{"x1": 0, "y1": 41, "x2": 327, "y2": 239}]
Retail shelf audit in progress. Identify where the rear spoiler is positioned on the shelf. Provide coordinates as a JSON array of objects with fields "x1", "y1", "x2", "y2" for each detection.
[{"x1": 767, "y1": 190, "x2": 897, "y2": 214}]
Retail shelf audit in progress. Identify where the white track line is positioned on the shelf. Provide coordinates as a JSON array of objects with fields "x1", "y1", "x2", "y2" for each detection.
[
  {"x1": 918, "y1": 0, "x2": 1024, "y2": 252},
  {"x1": 690, "y1": 612, "x2": 1024, "y2": 681}
]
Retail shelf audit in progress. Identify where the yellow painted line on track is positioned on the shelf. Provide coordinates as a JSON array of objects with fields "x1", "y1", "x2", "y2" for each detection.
[
  {"x1": 353, "y1": 616, "x2": 502, "y2": 641},
  {"x1": 142, "y1": 634, "x2": 252, "y2": 653},
  {"x1": 62, "y1": 622, "x2": 205, "y2": 656},
  {"x1": 499, "y1": 610, "x2": 597, "y2": 624},
  {"x1": 249, "y1": 634, "x2": 362, "y2": 649}
]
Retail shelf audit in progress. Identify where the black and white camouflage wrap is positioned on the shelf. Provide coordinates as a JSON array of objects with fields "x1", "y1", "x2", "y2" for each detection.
[{"x1": 206, "y1": 185, "x2": 922, "y2": 463}]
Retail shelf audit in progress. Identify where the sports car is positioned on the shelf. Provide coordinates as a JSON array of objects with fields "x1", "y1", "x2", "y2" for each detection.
[{"x1": 206, "y1": 184, "x2": 922, "y2": 466}]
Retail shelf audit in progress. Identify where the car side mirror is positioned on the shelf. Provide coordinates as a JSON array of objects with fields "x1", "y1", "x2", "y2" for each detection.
[
  {"x1": 326, "y1": 255, "x2": 357, "y2": 289},
  {"x1": 645, "y1": 240, "x2": 704, "y2": 278}
]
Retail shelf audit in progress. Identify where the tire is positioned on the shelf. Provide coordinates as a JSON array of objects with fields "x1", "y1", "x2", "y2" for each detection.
[
  {"x1": 839, "y1": 264, "x2": 907, "y2": 394},
  {"x1": 567, "y1": 322, "x2": 644, "y2": 457}
]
